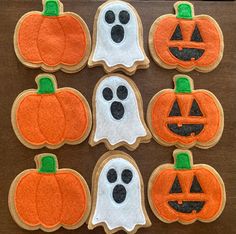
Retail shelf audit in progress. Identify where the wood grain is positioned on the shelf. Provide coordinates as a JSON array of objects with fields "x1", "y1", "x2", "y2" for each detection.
[{"x1": 0, "y1": 1, "x2": 235, "y2": 233}]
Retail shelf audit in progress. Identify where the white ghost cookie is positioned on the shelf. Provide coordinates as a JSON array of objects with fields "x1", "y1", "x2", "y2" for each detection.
[
  {"x1": 89, "y1": 74, "x2": 151, "y2": 151},
  {"x1": 88, "y1": 151, "x2": 151, "y2": 234},
  {"x1": 88, "y1": 0, "x2": 149, "y2": 75}
]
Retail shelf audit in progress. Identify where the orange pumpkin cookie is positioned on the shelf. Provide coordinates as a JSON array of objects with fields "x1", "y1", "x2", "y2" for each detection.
[
  {"x1": 148, "y1": 149, "x2": 226, "y2": 224},
  {"x1": 149, "y1": 1, "x2": 224, "y2": 72},
  {"x1": 8, "y1": 153, "x2": 91, "y2": 232},
  {"x1": 147, "y1": 74, "x2": 224, "y2": 149},
  {"x1": 14, "y1": 0, "x2": 91, "y2": 73},
  {"x1": 11, "y1": 74, "x2": 91, "y2": 149}
]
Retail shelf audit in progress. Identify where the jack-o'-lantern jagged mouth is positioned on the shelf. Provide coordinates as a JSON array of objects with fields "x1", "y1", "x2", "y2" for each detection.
[
  {"x1": 169, "y1": 47, "x2": 205, "y2": 61},
  {"x1": 167, "y1": 124, "x2": 204, "y2": 136},
  {"x1": 168, "y1": 201, "x2": 205, "y2": 213}
]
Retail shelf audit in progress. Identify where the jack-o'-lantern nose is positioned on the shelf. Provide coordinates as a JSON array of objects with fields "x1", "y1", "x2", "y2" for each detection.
[
  {"x1": 111, "y1": 25, "x2": 124, "y2": 43},
  {"x1": 110, "y1": 101, "x2": 124, "y2": 120},
  {"x1": 112, "y1": 184, "x2": 126, "y2": 203}
]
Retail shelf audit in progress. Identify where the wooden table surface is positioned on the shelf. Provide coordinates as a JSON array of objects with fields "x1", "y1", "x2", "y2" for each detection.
[{"x1": 0, "y1": 0, "x2": 236, "y2": 233}]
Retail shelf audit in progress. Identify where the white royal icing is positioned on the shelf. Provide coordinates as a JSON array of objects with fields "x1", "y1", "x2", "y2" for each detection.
[
  {"x1": 93, "y1": 75, "x2": 147, "y2": 146},
  {"x1": 92, "y1": 1, "x2": 145, "y2": 67},
  {"x1": 92, "y1": 157, "x2": 146, "y2": 231}
]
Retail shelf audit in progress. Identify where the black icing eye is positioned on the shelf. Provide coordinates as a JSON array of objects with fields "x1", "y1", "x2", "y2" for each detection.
[
  {"x1": 190, "y1": 176, "x2": 203, "y2": 193},
  {"x1": 170, "y1": 24, "x2": 183, "y2": 40},
  {"x1": 119, "y1": 10, "x2": 130, "y2": 24},
  {"x1": 169, "y1": 100, "x2": 181, "y2": 116},
  {"x1": 103, "y1": 87, "x2": 113, "y2": 101},
  {"x1": 105, "y1": 10, "x2": 115, "y2": 24},
  {"x1": 107, "y1": 169, "x2": 117, "y2": 183},
  {"x1": 117, "y1": 85, "x2": 128, "y2": 100},
  {"x1": 169, "y1": 176, "x2": 182, "y2": 193},
  {"x1": 121, "y1": 169, "x2": 133, "y2": 184},
  {"x1": 191, "y1": 25, "x2": 203, "y2": 42},
  {"x1": 189, "y1": 99, "x2": 203, "y2": 116}
]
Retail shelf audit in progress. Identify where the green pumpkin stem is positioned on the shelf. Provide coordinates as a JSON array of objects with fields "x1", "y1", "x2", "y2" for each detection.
[
  {"x1": 38, "y1": 155, "x2": 57, "y2": 174},
  {"x1": 43, "y1": 0, "x2": 60, "y2": 16},
  {"x1": 176, "y1": 2, "x2": 193, "y2": 20},
  {"x1": 175, "y1": 76, "x2": 192, "y2": 93},
  {"x1": 37, "y1": 77, "x2": 55, "y2": 94},
  {"x1": 174, "y1": 151, "x2": 192, "y2": 170}
]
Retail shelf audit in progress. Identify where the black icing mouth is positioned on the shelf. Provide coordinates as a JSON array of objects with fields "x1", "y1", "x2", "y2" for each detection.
[
  {"x1": 168, "y1": 201, "x2": 205, "y2": 213},
  {"x1": 111, "y1": 25, "x2": 124, "y2": 43},
  {"x1": 110, "y1": 101, "x2": 124, "y2": 120},
  {"x1": 169, "y1": 47, "x2": 205, "y2": 61},
  {"x1": 167, "y1": 124, "x2": 204, "y2": 136}
]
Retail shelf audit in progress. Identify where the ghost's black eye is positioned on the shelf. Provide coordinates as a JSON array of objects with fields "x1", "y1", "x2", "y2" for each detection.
[
  {"x1": 103, "y1": 87, "x2": 113, "y2": 101},
  {"x1": 117, "y1": 85, "x2": 128, "y2": 100},
  {"x1": 121, "y1": 169, "x2": 133, "y2": 184},
  {"x1": 105, "y1": 10, "x2": 115, "y2": 24},
  {"x1": 107, "y1": 169, "x2": 117, "y2": 183},
  {"x1": 119, "y1": 10, "x2": 130, "y2": 24}
]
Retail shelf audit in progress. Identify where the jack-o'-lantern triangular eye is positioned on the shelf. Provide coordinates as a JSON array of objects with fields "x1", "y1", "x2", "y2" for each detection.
[
  {"x1": 191, "y1": 25, "x2": 203, "y2": 42},
  {"x1": 170, "y1": 176, "x2": 182, "y2": 193},
  {"x1": 189, "y1": 99, "x2": 203, "y2": 116},
  {"x1": 190, "y1": 175, "x2": 203, "y2": 193},
  {"x1": 170, "y1": 24, "x2": 183, "y2": 40},
  {"x1": 169, "y1": 100, "x2": 181, "y2": 116}
]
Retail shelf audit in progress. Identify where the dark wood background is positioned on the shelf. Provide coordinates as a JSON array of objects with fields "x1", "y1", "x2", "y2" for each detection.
[{"x1": 0, "y1": 0, "x2": 235, "y2": 233}]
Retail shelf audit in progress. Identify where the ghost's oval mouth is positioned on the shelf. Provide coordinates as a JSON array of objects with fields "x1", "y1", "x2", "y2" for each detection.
[
  {"x1": 111, "y1": 25, "x2": 124, "y2": 43},
  {"x1": 168, "y1": 201, "x2": 205, "y2": 213},
  {"x1": 110, "y1": 101, "x2": 124, "y2": 120},
  {"x1": 113, "y1": 184, "x2": 127, "y2": 203}
]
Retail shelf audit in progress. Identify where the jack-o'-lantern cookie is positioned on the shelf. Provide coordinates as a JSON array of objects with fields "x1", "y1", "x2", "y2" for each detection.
[
  {"x1": 88, "y1": 151, "x2": 151, "y2": 233},
  {"x1": 147, "y1": 74, "x2": 224, "y2": 149},
  {"x1": 89, "y1": 73, "x2": 151, "y2": 151},
  {"x1": 11, "y1": 74, "x2": 91, "y2": 149},
  {"x1": 14, "y1": 0, "x2": 91, "y2": 73},
  {"x1": 148, "y1": 149, "x2": 226, "y2": 224},
  {"x1": 149, "y1": 1, "x2": 224, "y2": 72},
  {"x1": 9, "y1": 153, "x2": 91, "y2": 232},
  {"x1": 88, "y1": 0, "x2": 149, "y2": 75}
]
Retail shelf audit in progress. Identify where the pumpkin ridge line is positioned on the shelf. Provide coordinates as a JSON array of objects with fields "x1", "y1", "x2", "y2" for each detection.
[
  {"x1": 54, "y1": 93, "x2": 69, "y2": 142},
  {"x1": 56, "y1": 17, "x2": 67, "y2": 64},
  {"x1": 54, "y1": 175, "x2": 64, "y2": 226},
  {"x1": 36, "y1": 17, "x2": 46, "y2": 64},
  {"x1": 37, "y1": 96, "x2": 47, "y2": 143}
]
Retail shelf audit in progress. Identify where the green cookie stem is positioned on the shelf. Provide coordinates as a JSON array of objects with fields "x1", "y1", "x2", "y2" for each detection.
[
  {"x1": 175, "y1": 76, "x2": 192, "y2": 93},
  {"x1": 43, "y1": 0, "x2": 60, "y2": 16},
  {"x1": 175, "y1": 152, "x2": 192, "y2": 170},
  {"x1": 38, "y1": 155, "x2": 57, "y2": 174},
  {"x1": 176, "y1": 2, "x2": 193, "y2": 20},
  {"x1": 37, "y1": 77, "x2": 55, "y2": 94}
]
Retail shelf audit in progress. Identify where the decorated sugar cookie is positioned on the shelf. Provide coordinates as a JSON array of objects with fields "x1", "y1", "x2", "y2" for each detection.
[
  {"x1": 88, "y1": 151, "x2": 151, "y2": 233},
  {"x1": 148, "y1": 149, "x2": 226, "y2": 224},
  {"x1": 14, "y1": 0, "x2": 91, "y2": 73},
  {"x1": 149, "y1": 1, "x2": 224, "y2": 72},
  {"x1": 88, "y1": 0, "x2": 149, "y2": 75},
  {"x1": 9, "y1": 153, "x2": 91, "y2": 232},
  {"x1": 89, "y1": 74, "x2": 151, "y2": 151},
  {"x1": 11, "y1": 74, "x2": 91, "y2": 149},
  {"x1": 147, "y1": 74, "x2": 224, "y2": 149}
]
